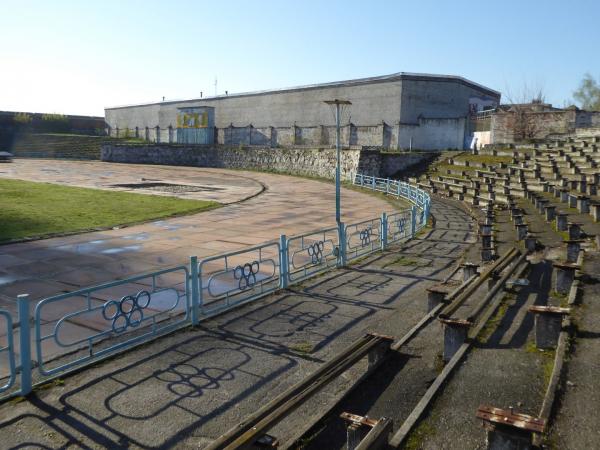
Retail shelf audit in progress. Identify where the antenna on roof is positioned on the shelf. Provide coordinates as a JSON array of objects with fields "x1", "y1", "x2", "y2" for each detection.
[{"x1": 214, "y1": 78, "x2": 217, "y2": 96}]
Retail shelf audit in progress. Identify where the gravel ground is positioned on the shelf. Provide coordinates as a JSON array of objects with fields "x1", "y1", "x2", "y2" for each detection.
[{"x1": 548, "y1": 251, "x2": 600, "y2": 449}]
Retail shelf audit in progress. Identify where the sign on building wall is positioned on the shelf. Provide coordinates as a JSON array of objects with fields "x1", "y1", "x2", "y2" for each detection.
[{"x1": 176, "y1": 107, "x2": 215, "y2": 144}]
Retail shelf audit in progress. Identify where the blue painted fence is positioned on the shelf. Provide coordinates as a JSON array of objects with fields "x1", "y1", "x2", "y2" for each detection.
[{"x1": 0, "y1": 174, "x2": 430, "y2": 398}]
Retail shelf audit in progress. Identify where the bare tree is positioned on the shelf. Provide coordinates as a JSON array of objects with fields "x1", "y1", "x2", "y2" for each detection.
[{"x1": 495, "y1": 82, "x2": 548, "y2": 142}]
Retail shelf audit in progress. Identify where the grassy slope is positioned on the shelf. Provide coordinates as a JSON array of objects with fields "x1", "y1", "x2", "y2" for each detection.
[{"x1": 0, "y1": 179, "x2": 220, "y2": 242}]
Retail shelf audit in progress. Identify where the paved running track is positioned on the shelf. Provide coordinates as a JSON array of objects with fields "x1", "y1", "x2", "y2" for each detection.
[{"x1": 0, "y1": 159, "x2": 396, "y2": 357}]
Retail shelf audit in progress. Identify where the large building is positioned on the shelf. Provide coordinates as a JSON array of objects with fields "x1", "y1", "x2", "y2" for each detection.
[{"x1": 105, "y1": 72, "x2": 500, "y2": 150}]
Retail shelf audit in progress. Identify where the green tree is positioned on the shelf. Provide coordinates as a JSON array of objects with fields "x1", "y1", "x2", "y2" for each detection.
[
  {"x1": 13, "y1": 112, "x2": 32, "y2": 125},
  {"x1": 573, "y1": 74, "x2": 600, "y2": 111},
  {"x1": 41, "y1": 113, "x2": 70, "y2": 132}
]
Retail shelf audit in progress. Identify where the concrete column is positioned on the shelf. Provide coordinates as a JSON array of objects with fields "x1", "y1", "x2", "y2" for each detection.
[
  {"x1": 516, "y1": 223, "x2": 528, "y2": 241},
  {"x1": 568, "y1": 222, "x2": 582, "y2": 240},
  {"x1": 426, "y1": 286, "x2": 448, "y2": 312},
  {"x1": 462, "y1": 263, "x2": 479, "y2": 281},
  {"x1": 556, "y1": 213, "x2": 568, "y2": 231},
  {"x1": 487, "y1": 271, "x2": 501, "y2": 291},
  {"x1": 513, "y1": 215, "x2": 524, "y2": 227},
  {"x1": 481, "y1": 233, "x2": 492, "y2": 248},
  {"x1": 536, "y1": 199, "x2": 548, "y2": 214},
  {"x1": 525, "y1": 234, "x2": 537, "y2": 252},
  {"x1": 347, "y1": 423, "x2": 368, "y2": 450},
  {"x1": 440, "y1": 318, "x2": 471, "y2": 362},
  {"x1": 590, "y1": 203, "x2": 600, "y2": 222},
  {"x1": 544, "y1": 205, "x2": 556, "y2": 222},
  {"x1": 486, "y1": 423, "x2": 537, "y2": 450},
  {"x1": 565, "y1": 240, "x2": 581, "y2": 263},
  {"x1": 481, "y1": 247, "x2": 494, "y2": 262},
  {"x1": 554, "y1": 262, "x2": 578, "y2": 295},
  {"x1": 529, "y1": 306, "x2": 570, "y2": 349},
  {"x1": 587, "y1": 183, "x2": 597, "y2": 196},
  {"x1": 560, "y1": 190, "x2": 569, "y2": 203},
  {"x1": 479, "y1": 222, "x2": 492, "y2": 234},
  {"x1": 577, "y1": 196, "x2": 590, "y2": 214},
  {"x1": 568, "y1": 194, "x2": 578, "y2": 209},
  {"x1": 269, "y1": 126, "x2": 276, "y2": 147},
  {"x1": 368, "y1": 340, "x2": 390, "y2": 371},
  {"x1": 553, "y1": 186, "x2": 561, "y2": 198}
]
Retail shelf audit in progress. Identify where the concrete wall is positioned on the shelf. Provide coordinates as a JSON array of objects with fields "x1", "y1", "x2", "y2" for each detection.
[
  {"x1": 398, "y1": 117, "x2": 466, "y2": 150},
  {"x1": 491, "y1": 108, "x2": 600, "y2": 144},
  {"x1": 473, "y1": 131, "x2": 492, "y2": 147},
  {"x1": 105, "y1": 73, "x2": 500, "y2": 150},
  {"x1": 101, "y1": 143, "x2": 432, "y2": 179},
  {"x1": 399, "y1": 79, "x2": 498, "y2": 123},
  {"x1": 107, "y1": 81, "x2": 402, "y2": 130}
]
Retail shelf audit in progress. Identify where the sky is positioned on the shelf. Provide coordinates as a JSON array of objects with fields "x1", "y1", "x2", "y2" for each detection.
[{"x1": 1, "y1": 0, "x2": 599, "y2": 116}]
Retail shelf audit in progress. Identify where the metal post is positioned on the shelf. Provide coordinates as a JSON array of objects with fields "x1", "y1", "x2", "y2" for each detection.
[
  {"x1": 338, "y1": 222, "x2": 347, "y2": 267},
  {"x1": 381, "y1": 212, "x2": 388, "y2": 250},
  {"x1": 279, "y1": 234, "x2": 289, "y2": 289},
  {"x1": 18, "y1": 294, "x2": 32, "y2": 396},
  {"x1": 335, "y1": 103, "x2": 341, "y2": 225},
  {"x1": 372, "y1": 176, "x2": 376, "y2": 190},
  {"x1": 190, "y1": 256, "x2": 199, "y2": 326},
  {"x1": 325, "y1": 99, "x2": 351, "y2": 229},
  {"x1": 411, "y1": 205, "x2": 417, "y2": 238}
]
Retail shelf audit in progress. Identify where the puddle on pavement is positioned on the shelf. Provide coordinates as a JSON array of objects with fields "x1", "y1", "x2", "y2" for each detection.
[
  {"x1": 0, "y1": 274, "x2": 20, "y2": 286},
  {"x1": 122, "y1": 233, "x2": 151, "y2": 241},
  {"x1": 101, "y1": 245, "x2": 142, "y2": 255}
]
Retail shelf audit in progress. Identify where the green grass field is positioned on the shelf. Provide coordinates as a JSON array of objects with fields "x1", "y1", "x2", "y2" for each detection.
[{"x1": 0, "y1": 179, "x2": 220, "y2": 242}]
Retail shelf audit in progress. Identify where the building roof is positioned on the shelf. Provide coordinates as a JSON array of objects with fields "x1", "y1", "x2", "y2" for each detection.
[{"x1": 105, "y1": 72, "x2": 501, "y2": 111}]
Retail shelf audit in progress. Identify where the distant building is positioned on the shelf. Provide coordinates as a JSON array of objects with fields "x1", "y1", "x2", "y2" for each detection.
[
  {"x1": 105, "y1": 72, "x2": 500, "y2": 150},
  {"x1": 471, "y1": 102, "x2": 600, "y2": 145}
]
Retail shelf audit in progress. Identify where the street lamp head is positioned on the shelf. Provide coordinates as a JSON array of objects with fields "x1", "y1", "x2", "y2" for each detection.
[{"x1": 323, "y1": 99, "x2": 352, "y2": 105}]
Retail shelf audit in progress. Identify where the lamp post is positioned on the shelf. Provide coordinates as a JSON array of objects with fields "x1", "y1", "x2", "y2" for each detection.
[{"x1": 324, "y1": 99, "x2": 352, "y2": 225}]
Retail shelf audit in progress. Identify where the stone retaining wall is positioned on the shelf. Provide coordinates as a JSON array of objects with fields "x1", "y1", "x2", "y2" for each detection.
[{"x1": 101, "y1": 144, "x2": 431, "y2": 179}]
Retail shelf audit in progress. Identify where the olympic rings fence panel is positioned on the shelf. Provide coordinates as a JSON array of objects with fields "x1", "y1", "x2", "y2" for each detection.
[
  {"x1": 287, "y1": 226, "x2": 340, "y2": 283},
  {"x1": 34, "y1": 265, "x2": 190, "y2": 377},
  {"x1": 0, "y1": 310, "x2": 16, "y2": 393},
  {"x1": 387, "y1": 209, "x2": 413, "y2": 244},
  {"x1": 197, "y1": 241, "x2": 281, "y2": 317},
  {"x1": 345, "y1": 217, "x2": 382, "y2": 262}
]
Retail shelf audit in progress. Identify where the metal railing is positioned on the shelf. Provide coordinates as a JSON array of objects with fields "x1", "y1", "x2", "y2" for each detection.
[
  {"x1": 287, "y1": 226, "x2": 340, "y2": 283},
  {"x1": 0, "y1": 173, "x2": 430, "y2": 399},
  {"x1": 0, "y1": 311, "x2": 15, "y2": 393},
  {"x1": 33, "y1": 266, "x2": 190, "y2": 377},
  {"x1": 196, "y1": 241, "x2": 281, "y2": 318},
  {"x1": 352, "y1": 173, "x2": 431, "y2": 215}
]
